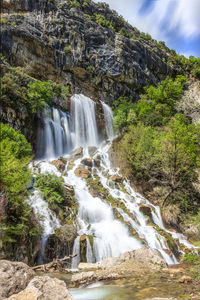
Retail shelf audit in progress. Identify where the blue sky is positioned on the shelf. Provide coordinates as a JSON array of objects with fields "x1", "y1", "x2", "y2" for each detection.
[{"x1": 94, "y1": 0, "x2": 200, "y2": 57}]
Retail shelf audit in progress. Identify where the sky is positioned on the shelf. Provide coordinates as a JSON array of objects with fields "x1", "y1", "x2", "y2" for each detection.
[{"x1": 94, "y1": 0, "x2": 200, "y2": 58}]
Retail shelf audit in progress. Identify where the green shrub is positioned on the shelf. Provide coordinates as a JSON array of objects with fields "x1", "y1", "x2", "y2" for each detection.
[
  {"x1": 64, "y1": 44, "x2": 72, "y2": 54},
  {"x1": 35, "y1": 174, "x2": 67, "y2": 211},
  {"x1": 69, "y1": 1, "x2": 80, "y2": 8},
  {"x1": 0, "y1": 124, "x2": 40, "y2": 248},
  {"x1": 27, "y1": 81, "x2": 55, "y2": 112}
]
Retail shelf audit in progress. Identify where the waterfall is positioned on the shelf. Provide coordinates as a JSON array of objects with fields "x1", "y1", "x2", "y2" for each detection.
[
  {"x1": 28, "y1": 189, "x2": 60, "y2": 263},
  {"x1": 36, "y1": 94, "x2": 99, "y2": 160},
  {"x1": 71, "y1": 94, "x2": 99, "y2": 148},
  {"x1": 101, "y1": 101, "x2": 114, "y2": 139},
  {"x1": 33, "y1": 94, "x2": 194, "y2": 268}
]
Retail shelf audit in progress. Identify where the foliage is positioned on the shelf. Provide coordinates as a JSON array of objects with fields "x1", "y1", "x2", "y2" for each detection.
[
  {"x1": 64, "y1": 44, "x2": 72, "y2": 54},
  {"x1": 94, "y1": 13, "x2": 114, "y2": 31},
  {"x1": 1, "y1": 66, "x2": 70, "y2": 115},
  {"x1": 168, "y1": 54, "x2": 200, "y2": 79},
  {"x1": 113, "y1": 75, "x2": 200, "y2": 211},
  {"x1": 0, "y1": 124, "x2": 40, "y2": 246},
  {"x1": 27, "y1": 81, "x2": 55, "y2": 112},
  {"x1": 35, "y1": 173, "x2": 67, "y2": 212},
  {"x1": 113, "y1": 75, "x2": 187, "y2": 128},
  {"x1": 69, "y1": 1, "x2": 81, "y2": 8}
]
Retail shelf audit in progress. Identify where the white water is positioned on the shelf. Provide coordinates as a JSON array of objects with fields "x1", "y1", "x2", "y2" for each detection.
[
  {"x1": 101, "y1": 101, "x2": 114, "y2": 139},
  {"x1": 28, "y1": 189, "x2": 60, "y2": 263},
  {"x1": 32, "y1": 94, "x2": 194, "y2": 267},
  {"x1": 36, "y1": 94, "x2": 99, "y2": 160}
]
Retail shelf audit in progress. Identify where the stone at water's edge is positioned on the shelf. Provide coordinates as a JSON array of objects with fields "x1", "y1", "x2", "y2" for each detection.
[
  {"x1": 74, "y1": 168, "x2": 91, "y2": 179},
  {"x1": 0, "y1": 260, "x2": 35, "y2": 300},
  {"x1": 71, "y1": 248, "x2": 167, "y2": 287},
  {"x1": 6, "y1": 276, "x2": 73, "y2": 300},
  {"x1": 51, "y1": 159, "x2": 66, "y2": 172},
  {"x1": 100, "y1": 248, "x2": 167, "y2": 269}
]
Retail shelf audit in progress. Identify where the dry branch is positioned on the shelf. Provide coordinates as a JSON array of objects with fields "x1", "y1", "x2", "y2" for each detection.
[{"x1": 32, "y1": 254, "x2": 77, "y2": 271}]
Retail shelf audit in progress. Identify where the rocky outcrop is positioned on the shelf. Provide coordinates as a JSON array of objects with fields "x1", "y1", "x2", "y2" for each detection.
[
  {"x1": 177, "y1": 80, "x2": 200, "y2": 123},
  {"x1": 51, "y1": 158, "x2": 66, "y2": 171},
  {"x1": 74, "y1": 167, "x2": 91, "y2": 178},
  {"x1": 45, "y1": 224, "x2": 77, "y2": 262},
  {"x1": 0, "y1": 260, "x2": 35, "y2": 299},
  {"x1": 71, "y1": 248, "x2": 167, "y2": 287},
  {"x1": 110, "y1": 175, "x2": 123, "y2": 182},
  {"x1": 72, "y1": 147, "x2": 83, "y2": 159},
  {"x1": 7, "y1": 276, "x2": 73, "y2": 300},
  {"x1": 1, "y1": 0, "x2": 179, "y2": 108},
  {"x1": 81, "y1": 158, "x2": 93, "y2": 167}
]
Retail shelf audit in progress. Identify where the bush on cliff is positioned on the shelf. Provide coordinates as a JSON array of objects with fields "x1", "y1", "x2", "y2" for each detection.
[
  {"x1": 113, "y1": 76, "x2": 200, "y2": 212},
  {"x1": 0, "y1": 123, "x2": 41, "y2": 253}
]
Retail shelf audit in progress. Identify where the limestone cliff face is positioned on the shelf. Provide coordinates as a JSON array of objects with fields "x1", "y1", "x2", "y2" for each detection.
[{"x1": 1, "y1": 0, "x2": 179, "y2": 106}]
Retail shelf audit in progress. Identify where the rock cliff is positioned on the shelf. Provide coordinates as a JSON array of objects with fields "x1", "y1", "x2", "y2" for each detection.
[{"x1": 1, "y1": 0, "x2": 179, "y2": 106}]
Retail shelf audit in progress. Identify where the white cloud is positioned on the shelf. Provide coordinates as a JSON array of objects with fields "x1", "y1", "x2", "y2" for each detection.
[{"x1": 93, "y1": 0, "x2": 200, "y2": 41}]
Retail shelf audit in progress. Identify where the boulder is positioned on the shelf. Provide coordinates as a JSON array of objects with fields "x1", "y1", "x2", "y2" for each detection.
[
  {"x1": 94, "y1": 159, "x2": 101, "y2": 167},
  {"x1": 88, "y1": 147, "x2": 97, "y2": 156},
  {"x1": 100, "y1": 248, "x2": 167, "y2": 269},
  {"x1": 138, "y1": 204, "x2": 153, "y2": 218},
  {"x1": 72, "y1": 147, "x2": 83, "y2": 158},
  {"x1": 0, "y1": 260, "x2": 35, "y2": 299},
  {"x1": 178, "y1": 275, "x2": 192, "y2": 284},
  {"x1": 81, "y1": 158, "x2": 93, "y2": 167},
  {"x1": 64, "y1": 183, "x2": 74, "y2": 195},
  {"x1": 7, "y1": 276, "x2": 73, "y2": 300},
  {"x1": 67, "y1": 160, "x2": 75, "y2": 170},
  {"x1": 110, "y1": 175, "x2": 123, "y2": 182},
  {"x1": 184, "y1": 224, "x2": 199, "y2": 240},
  {"x1": 51, "y1": 159, "x2": 66, "y2": 172},
  {"x1": 78, "y1": 263, "x2": 100, "y2": 271},
  {"x1": 74, "y1": 168, "x2": 91, "y2": 179}
]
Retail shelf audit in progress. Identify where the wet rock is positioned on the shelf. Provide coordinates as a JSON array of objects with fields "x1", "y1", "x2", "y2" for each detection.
[
  {"x1": 7, "y1": 276, "x2": 73, "y2": 300},
  {"x1": 46, "y1": 225, "x2": 77, "y2": 261},
  {"x1": 72, "y1": 147, "x2": 83, "y2": 158},
  {"x1": 0, "y1": 260, "x2": 35, "y2": 299},
  {"x1": 67, "y1": 160, "x2": 75, "y2": 170},
  {"x1": 74, "y1": 168, "x2": 91, "y2": 179},
  {"x1": 110, "y1": 175, "x2": 123, "y2": 182},
  {"x1": 178, "y1": 275, "x2": 192, "y2": 284},
  {"x1": 51, "y1": 159, "x2": 66, "y2": 172},
  {"x1": 78, "y1": 263, "x2": 101, "y2": 271},
  {"x1": 101, "y1": 249, "x2": 167, "y2": 268},
  {"x1": 70, "y1": 270, "x2": 120, "y2": 287},
  {"x1": 81, "y1": 158, "x2": 93, "y2": 167},
  {"x1": 94, "y1": 158, "x2": 101, "y2": 167},
  {"x1": 64, "y1": 183, "x2": 74, "y2": 195},
  {"x1": 138, "y1": 204, "x2": 153, "y2": 218},
  {"x1": 71, "y1": 271, "x2": 97, "y2": 287},
  {"x1": 88, "y1": 147, "x2": 97, "y2": 156}
]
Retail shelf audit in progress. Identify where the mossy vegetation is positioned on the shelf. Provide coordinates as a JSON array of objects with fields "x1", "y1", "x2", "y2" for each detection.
[
  {"x1": 1, "y1": 58, "x2": 70, "y2": 116},
  {"x1": 0, "y1": 123, "x2": 41, "y2": 260},
  {"x1": 35, "y1": 173, "x2": 77, "y2": 224}
]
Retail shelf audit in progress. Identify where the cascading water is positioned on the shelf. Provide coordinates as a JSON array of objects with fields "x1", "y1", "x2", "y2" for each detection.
[
  {"x1": 32, "y1": 94, "x2": 194, "y2": 267},
  {"x1": 36, "y1": 94, "x2": 99, "y2": 160},
  {"x1": 101, "y1": 101, "x2": 114, "y2": 139},
  {"x1": 28, "y1": 189, "x2": 60, "y2": 263}
]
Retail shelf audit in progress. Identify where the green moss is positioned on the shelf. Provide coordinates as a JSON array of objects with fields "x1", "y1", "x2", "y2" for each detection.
[
  {"x1": 154, "y1": 225, "x2": 179, "y2": 257},
  {"x1": 87, "y1": 235, "x2": 94, "y2": 249}
]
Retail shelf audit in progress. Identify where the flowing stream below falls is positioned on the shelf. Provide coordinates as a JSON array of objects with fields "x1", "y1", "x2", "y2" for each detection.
[{"x1": 29, "y1": 93, "x2": 194, "y2": 267}]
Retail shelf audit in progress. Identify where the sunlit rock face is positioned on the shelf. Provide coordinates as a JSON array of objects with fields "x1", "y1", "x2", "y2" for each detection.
[{"x1": 1, "y1": 0, "x2": 179, "y2": 106}]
